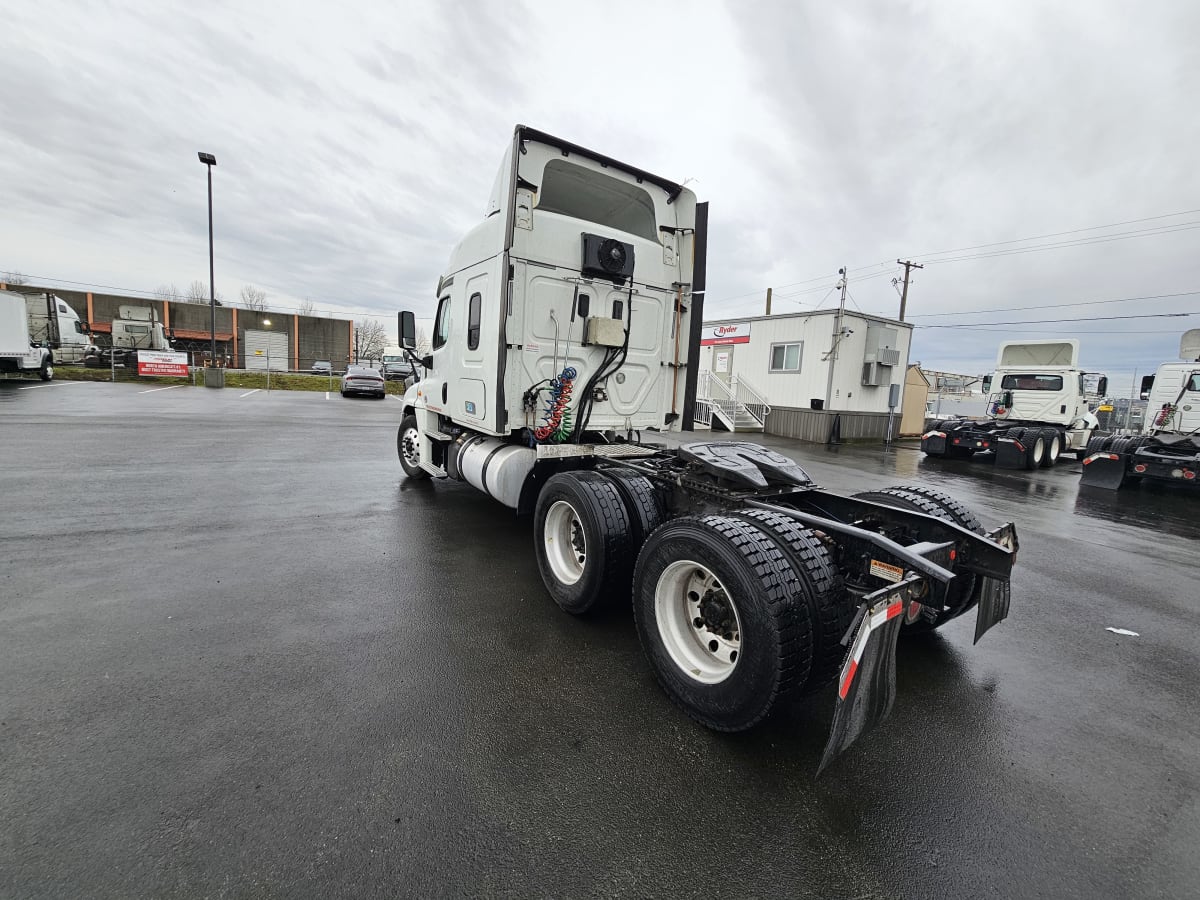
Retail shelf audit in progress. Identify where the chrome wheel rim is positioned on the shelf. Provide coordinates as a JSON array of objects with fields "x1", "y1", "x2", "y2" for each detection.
[
  {"x1": 544, "y1": 500, "x2": 586, "y2": 586},
  {"x1": 655, "y1": 560, "x2": 741, "y2": 684},
  {"x1": 400, "y1": 426, "x2": 421, "y2": 468}
]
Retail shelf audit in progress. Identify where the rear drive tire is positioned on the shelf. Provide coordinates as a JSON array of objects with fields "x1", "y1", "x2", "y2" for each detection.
[
  {"x1": 535, "y1": 471, "x2": 634, "y2": 615},
  {"x1": 396, "y1": 415, "x2": 428, "y2": 480},
  {"x1": 596, "y1": 468, "x2": 666, "y2": 548},
  {"x1": 731, "y1": 508, "x2": 848, "y2": 693},
  {"x1": 851, "y1": 486, "x2": 985, "y2": 632},
  {"x1": 1040, "y1": 429, "x2": 1062, "y2": 467},
  {"x1": 1023, "y1": 430, "x2": 1045, "y2": 470},
  {"x1": 632, "y1": 515, "x2": 813, "y2": 731}
]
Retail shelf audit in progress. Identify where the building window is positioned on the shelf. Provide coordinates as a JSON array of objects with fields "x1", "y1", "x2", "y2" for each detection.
[
  {"x1": 467, "y1": 293, "x2": 481, "y2": 350},
  {"x1": 432, "y1": 295, "x2": 451, "y2": 350},
  {"x1": 770, "y1": 342, "x2": 802, "y2": 372}
]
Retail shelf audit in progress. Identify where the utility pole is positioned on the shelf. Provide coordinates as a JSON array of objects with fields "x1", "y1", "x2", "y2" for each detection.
[
  {"x1": 823, "y1": 267, "x2": 848, "y2": 410},
  {"x1": 765, "y1": 287, "x2": 772, "y2": 316},
  {"x1": 896, "y1": 259, "x2": 923, "y2": 321}
]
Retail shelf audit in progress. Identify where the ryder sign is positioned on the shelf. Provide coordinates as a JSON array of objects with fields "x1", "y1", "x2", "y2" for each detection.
[
  {"x1": 136, "y1": 350, "x2": 189, "y2": 377},
  {"x1": 700, "y1": 322, "x2": 751, "y2": 346}
]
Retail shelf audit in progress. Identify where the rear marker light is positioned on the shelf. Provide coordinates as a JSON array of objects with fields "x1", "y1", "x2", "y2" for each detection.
[
  {"x1": 1185, "y1": 470, "x2": 1196, "y2": 481},
  {"x1": 1133, "y1": 464, "x2": 1147, "y2": 473}
]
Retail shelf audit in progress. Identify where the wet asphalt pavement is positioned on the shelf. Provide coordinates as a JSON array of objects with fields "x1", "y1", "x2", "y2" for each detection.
[{"x1": 2, "y1": 379, "x2": 1198, "y2": 899}]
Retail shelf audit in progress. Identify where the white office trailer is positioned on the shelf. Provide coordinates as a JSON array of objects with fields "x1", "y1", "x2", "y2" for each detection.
[{"x1": 696, "y1": 310, "x2": 914, "y2": 442}]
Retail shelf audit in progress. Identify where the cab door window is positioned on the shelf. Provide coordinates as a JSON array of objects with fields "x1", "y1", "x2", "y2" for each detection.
[
  {"x1": 433, "y1": 295, "x2": 451, "y2": 349},
  {"x1": 466, "y1": 293, "x2": 482, "y2": 351}
]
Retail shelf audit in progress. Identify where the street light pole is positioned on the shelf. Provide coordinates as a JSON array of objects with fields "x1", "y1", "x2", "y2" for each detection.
[{"x1": 198, "y1": 152, "x2": 218, "y2": 365}]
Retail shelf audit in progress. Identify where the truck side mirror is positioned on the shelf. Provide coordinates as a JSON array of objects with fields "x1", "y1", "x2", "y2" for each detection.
[
  {"x1": 1096, "y1": 376, "x2": 1108, "y2": 396},
  {"x1": 981, "y1": 376, "x2": 992, "y2": 393},
  {"x1": 1001, "y1": 391, "x2": 1013, "y2": 408},
  {"x1": 1140, "y1": 374, "x2": 1155, "y2": 400},
  {"x1": 399, "y1": 311, "x2": 417, "y2": 350}
]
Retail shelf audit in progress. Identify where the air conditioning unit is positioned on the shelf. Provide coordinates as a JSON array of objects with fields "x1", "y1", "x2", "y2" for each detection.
[
  {"x1": 864, "y1": 326, "x2": 900, "y2": 367},
  {"x1": 861, "y1": 362, "x2": 886, "y2": 386},
  {"x1": 581, "y1": 233, "x2": 635, "y2": 285}
]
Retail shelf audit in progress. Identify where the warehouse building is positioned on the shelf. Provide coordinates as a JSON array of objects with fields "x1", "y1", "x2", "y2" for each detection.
[{"x1": 0, "y1": 282, "x2": 354, "y2": 371}]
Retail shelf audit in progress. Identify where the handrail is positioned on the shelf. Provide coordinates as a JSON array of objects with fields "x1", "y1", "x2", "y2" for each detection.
[{"x1": 731, "y1": 374, "x2": 771, "y2": 421}]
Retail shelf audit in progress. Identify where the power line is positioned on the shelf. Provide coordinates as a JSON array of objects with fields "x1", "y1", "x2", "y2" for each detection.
[
  {"x1": 910, "y1": 207, "x2": 1200, "y2": 259},
  {"x1": 916, "y1": 311, "x2": 1193, "y2": 328},
  {"x1": 911, "y1": 289, "x2": 1200, "y2": 319},
  {"x1": 921, "y1": 222, "x2": 1200, "y2": 266}
]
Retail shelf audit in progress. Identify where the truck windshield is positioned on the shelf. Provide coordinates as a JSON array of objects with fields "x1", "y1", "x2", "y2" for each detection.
[
  {"x1": 1000, "y1": 374, "x2": 1063, "y2": 391},
  {"x1": 536, "y1": 159, "x2": 658, "y2": 241},
  {"x1": 383, "y1": 356, "x2": 403, "y2": 364}
]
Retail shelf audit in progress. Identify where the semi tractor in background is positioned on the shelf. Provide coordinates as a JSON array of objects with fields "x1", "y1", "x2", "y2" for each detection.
[
  {"x1": 1081, "y1": 330, "x2": 1200, "y2": 490},
  {"x1": 390, "y1": 125, "x2": 1019, "y2": 770},
  {"x1": 83, "y1": 305, "x2": 174, "y2": 368},
  {"x1": 921, "y1": 339, "x2": 1105, "y2": 468},
  {"x1": 1, "y1": 289, "x2": 59, "y2": 380},
  {"x1": 0, "y1": 289, "x2": 95, "y2": 379}
]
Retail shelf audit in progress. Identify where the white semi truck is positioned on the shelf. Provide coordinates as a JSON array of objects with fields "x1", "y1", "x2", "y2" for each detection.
[
  {"x1": 1, "y1": 289, "x2": 56, "y2": 380},
  {"x1": 82, "y1": 305, "x2": 174, "y2": 368},
  {"x1": 1080, "y1": 330, "x2": 1200, "y2": 490},
  {"x1": 0, "y1": 289, "x2": 96, "y2": 380},
  {"x1": 921, "y1": 339, "x2": 1105, "y2": 468},
  {"x1": 392, "y1": 126, "x2": 1018, "y2": 769}
]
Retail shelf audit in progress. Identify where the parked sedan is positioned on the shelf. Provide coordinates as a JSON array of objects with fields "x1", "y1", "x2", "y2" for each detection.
[
  {"x1": 340, "y1": 365, "x2": 386, "y2": 399},
  {"x1": 311, "y1": 359, "x2": 333, "y2": 376}
]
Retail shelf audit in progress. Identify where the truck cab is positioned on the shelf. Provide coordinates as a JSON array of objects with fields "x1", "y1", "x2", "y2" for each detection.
[
  {"x1": 984, "y1": 340, "x2": 1101, "y2": 428},
  {"x1": 401, "y1": 125, "x2": 698, "y2": 476},
  {"x1": 24, "y1": 292, "x2": 95, "y2": 365},
  {"x1": 1143, "y1": 330, "x2": 1200, "y2": 435}
]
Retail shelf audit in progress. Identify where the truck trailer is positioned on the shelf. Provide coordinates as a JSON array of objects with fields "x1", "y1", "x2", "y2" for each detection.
[
  {"x1": 1, "y1": 290, "x2": 58, "y2": 380},
  {"x1": 921, "y1": 339, "x2": 1104, "y2": 469},
  {"x1": 392, "y1": 126, "x2": 1019, "y2": 769},
  {"x1": 1080, "y1": 330, "x2": 1200, "y2": 490}
]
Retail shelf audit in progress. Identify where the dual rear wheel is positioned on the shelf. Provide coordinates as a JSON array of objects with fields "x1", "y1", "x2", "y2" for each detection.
[{"x1": 533, "y1": 470, "x2": 849, "y2": 731}]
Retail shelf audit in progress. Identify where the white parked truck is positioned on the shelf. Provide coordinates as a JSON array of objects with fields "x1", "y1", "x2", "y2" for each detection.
[
  {"x1": 1080, "y1": 330, "x2": 1200, "y2": 489},
  {"x1": 1, "y1": 289, "x2": 56, "y2": 380},
  {"x1": 921, "y1": 339, "x2": 1105, "y2": 468},
  {"x1": 83, "y1": 305, "x2": 173, "y2": 369},
  {"x1": 393, "y1": 125, "x2": 1018, "y2": 769},
  {"x1": 0, "y1": 289, "x2": 97, "y2": 379}
]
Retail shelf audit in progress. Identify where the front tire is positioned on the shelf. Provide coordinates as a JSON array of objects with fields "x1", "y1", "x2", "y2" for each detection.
[
  {"x1": 633, "y1": 515, "x2": 813, "y2": 731},
  {"x1": 534, "y1": 471, "x2": 633, "y2": 615},
  {"x1": 396, "y1": 415, "x2": 428, "y2": 479},
  {"x1": 39, "y1": 359, "x2": 54, "y2": 381}
]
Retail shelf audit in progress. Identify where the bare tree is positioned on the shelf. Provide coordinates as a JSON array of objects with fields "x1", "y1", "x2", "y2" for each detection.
[
  {"x1": 186, "y1": 280, "x2": 209, "y2": 304},
  {"x1": 355, "y1": 319, "x2": 388, "y2": 363},
  {"x1": 2, "y1": 271, "x2": 28, "y2": 286},
  {"x1": 240, "y1": 284, "x2": 267, "y2": 311},
  {"x1": 155, "y1": 283, "x2": 182, "y2": 303},
  {"x1": 415, "y1": 327, "x2": 432, "y2": 357},
  {"x1": 299, "y1": 297, "x2": 315, "y2": 316}
]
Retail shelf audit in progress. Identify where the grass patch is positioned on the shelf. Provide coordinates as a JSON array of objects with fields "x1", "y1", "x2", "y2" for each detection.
[{"x1": 51, "y1": 366, "x2": 406, "y2": 394}]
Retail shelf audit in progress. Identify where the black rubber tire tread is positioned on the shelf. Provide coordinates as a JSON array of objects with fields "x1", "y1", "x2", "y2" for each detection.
[
  {"x1": 396, "y1": 415, "x2": 429, "y2": 479},
  {"x1": 1039, "y1": 428, "x2": 1062, "y2": 467},
  {"x1": 596, "y1": 467, "x2": 666, "y2": 549},
  {"x1": 39, "y1": 359, "x2": 53, "y2": 382},
  {"x1": 850, "y1": 486, "x2": 982, "y2": 631},
  {"x1": 1022, "y1": 430, "x2": 1044, "y2": 470},
  {"x1": 1085, "y1": 434, "x2": 1107, "y2": 455},
  {"x1": 731, "y1": 508, "x2": 849, "y2": 693},
  {"x1": 882, "y1": 485, "x2": 985, "y2": 534},
  {"x1": 535, "y1": 471, "x2": 634, "y2": 616},
  {"x1": 632, "y1": 515, "x2": 814, "y2": 731}
]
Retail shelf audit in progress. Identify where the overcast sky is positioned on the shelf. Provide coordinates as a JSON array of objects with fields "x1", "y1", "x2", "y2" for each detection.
[{"x1": 3, "y1": 0, "x2": 1198, "y2": 390}]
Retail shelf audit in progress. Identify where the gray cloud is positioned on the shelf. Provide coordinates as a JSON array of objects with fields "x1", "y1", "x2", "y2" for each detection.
[{"x1": 1, "y1": 0, "x2": 1197, "y2": 389}]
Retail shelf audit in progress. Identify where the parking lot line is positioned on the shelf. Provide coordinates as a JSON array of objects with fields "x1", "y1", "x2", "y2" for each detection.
[
  {"x1": 139, "y1": 385, "x2": 184, "y2": 394},
  {"x1": 17, "y1": 381, "x2": 86, "y2": 391},
  {"x1": 325, "y1": 391, "x2": 330, "y2": 400},
  {"x1": 239, "y1": 389, "x2": 260, "y2": 398}
]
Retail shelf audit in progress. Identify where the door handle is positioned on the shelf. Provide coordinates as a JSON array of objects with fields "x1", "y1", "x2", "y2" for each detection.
[{"x1": 442, "y1": 383, "x2": 448, "y2": 405}]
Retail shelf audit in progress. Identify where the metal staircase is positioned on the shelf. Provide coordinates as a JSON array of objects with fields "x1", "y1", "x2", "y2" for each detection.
[{"x1": 696, "y1": 373, "x2": 770, "y2": 432}]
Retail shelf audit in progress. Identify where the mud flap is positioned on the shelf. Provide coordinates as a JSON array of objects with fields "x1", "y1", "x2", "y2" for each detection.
[
  {"x1": 1080, "y1": 452, "x2": 1128, "y2": 490},
  {"x1": 995, "y1": 438, "x2": 1027, "y2": 469},
  {"x1": 921, "y1": 433, "x2": 947, "y2": 455},
  {"x1": 818, "y1": 584, "x2": 913, "y2": 775},
  {"x1": 973, "y1": 576, "x2": 1011, "y2": 644}
]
